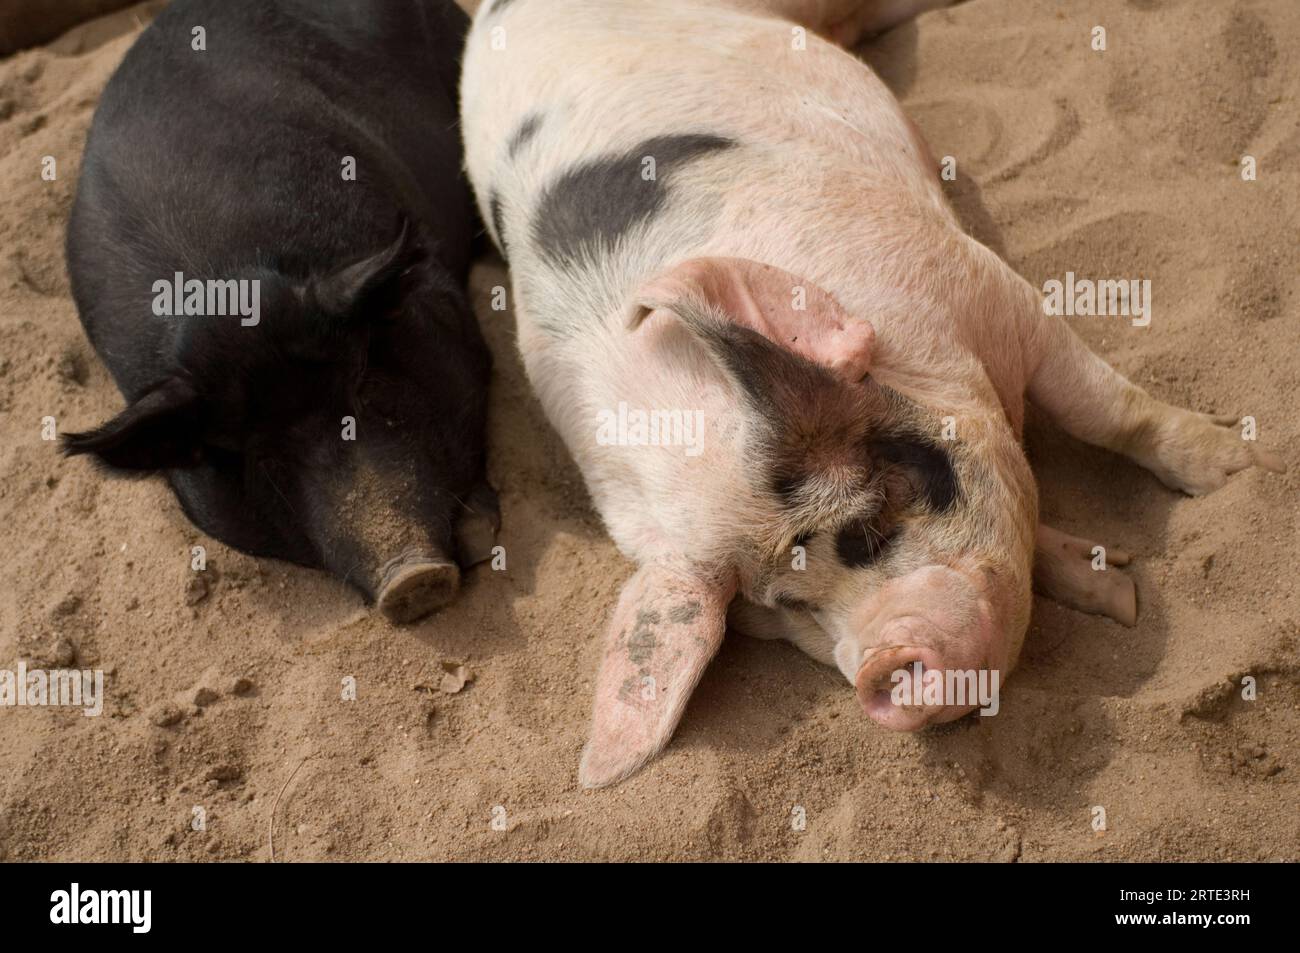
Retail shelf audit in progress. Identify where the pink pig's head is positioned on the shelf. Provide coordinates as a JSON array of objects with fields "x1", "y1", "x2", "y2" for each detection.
[{"x1": 578, "y1": 257, "x2": 1037, "y2": 788}]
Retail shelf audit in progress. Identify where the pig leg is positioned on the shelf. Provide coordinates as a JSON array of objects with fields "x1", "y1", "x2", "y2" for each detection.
[
  {"x1": 729, "y1": 599, "x2": 838, "y2": 666},
  {"x1": 579, "y1": 562, "x2": 736, "y2": 788},
  {"x1": 1022, "y1": 298, "x2": 1287, "y2": 495},
  {"x1": 827, "y1": 0, "x2": 957, "y2": 42},
  {"x1": 1033, "y1": 525, "x2": 1136, "y2": 626},
  {"x1": 737, "y1": 0, "x2": 955, "y2": 45}
]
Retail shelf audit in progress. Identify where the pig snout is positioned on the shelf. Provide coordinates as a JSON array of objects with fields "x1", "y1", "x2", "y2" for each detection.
[
  {"x1": 846, "y1": 565, "x2": 1007, "y2": 731},
  {"x1": 375, "y1": 551, "x2": 460, "y2": 624},
  {"x1": 306, "y1": 460, "x2": 462, "y2": 624},
  {"x1": 854, "y1": 634, "x2": 982, "y2": 731}
]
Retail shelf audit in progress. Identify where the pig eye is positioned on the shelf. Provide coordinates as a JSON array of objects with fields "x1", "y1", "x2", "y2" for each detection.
[
  {"x1": 774, "y1": 592, "x2": 818, "y2": 612},
  {"x1": 835, "y1": 517, "x2": 898, "y2": 569}
]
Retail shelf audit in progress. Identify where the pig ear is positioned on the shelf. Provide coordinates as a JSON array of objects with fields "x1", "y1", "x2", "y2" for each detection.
[
  {"x1": 632, "y1": 257, "x2": 873, "y2": 382},
  {"x1": 634, "y1": 290, "x2": 857, "y2": 429},
  {"x1": 310, "y1": 219, "x2": 424, "y2": 317},
  {"x1": 579, "y1": 561, "x2": 736, "y2": 788},
  {"x1": 61, "y1": 378, "x2": 202, "y2": 471}
]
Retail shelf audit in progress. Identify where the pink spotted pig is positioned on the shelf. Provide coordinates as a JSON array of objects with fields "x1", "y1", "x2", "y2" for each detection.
[{"x1": 459, "y1": 0, "x2": 1286, "y2": 787}]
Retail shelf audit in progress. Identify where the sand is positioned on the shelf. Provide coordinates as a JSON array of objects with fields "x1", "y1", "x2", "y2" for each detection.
[{"x1": 0, "y1": 0, "x2": 1295, "y2": 862}]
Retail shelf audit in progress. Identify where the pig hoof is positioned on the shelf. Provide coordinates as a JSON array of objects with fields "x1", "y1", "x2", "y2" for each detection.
[
  {"x1": 1137, "y1": 407, "x2": 1288, "y2": 496},
  {"x1": 1033, "y1": 525, "x2": 1139, "y2": 627},
  {"x1": 377, "y1": 556, "x2": 460, "y2": 623}
]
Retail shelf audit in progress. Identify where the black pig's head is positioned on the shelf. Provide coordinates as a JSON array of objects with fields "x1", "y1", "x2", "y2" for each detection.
[{"x1": 64, "y1": 223, "x2": 496, "y2": 622}]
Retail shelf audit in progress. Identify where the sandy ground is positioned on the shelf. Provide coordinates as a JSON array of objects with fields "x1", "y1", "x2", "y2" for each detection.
[{"x1": 0, "y1": 0, "x2": 1296, "y2": 862}]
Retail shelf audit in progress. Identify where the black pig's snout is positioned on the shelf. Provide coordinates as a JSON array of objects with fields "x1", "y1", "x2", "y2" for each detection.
[{"x1": 375, "y1": 552, "x2": 460, "y2": 624}]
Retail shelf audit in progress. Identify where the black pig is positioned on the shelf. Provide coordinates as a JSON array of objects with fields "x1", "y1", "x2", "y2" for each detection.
[{"x1": 63, "y1": 0, "x2": 496, "y2": 622}]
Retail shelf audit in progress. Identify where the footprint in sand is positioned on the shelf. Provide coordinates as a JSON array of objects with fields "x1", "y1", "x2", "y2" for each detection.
[
  {"x1": 1106, "y1": 7, "x2": 1279, "y2": 165},
  {"x1": 1012, "y1": 209, "x2": 1184, "y2": 318},
  {"x1": 908, "y1": 88, "x2": 1074, "y2": 186}
]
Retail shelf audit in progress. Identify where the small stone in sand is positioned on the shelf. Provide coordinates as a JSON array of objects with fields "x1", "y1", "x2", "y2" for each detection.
[
  {"x1": 439, "y1": 661, "x2": 474, "y2": 694},
  {"x1": 27, "y1": 636, "x2": 77, "y2": 669},
  {"x1": 203, "y1": 764, "x2": 242, "y2": 783},
  {"x1": 52, "y1": 594, "x2": 81, "y2": 617},
  {"x1": 228, "y1": 676, "x2": 254, "y2": 696},
  {"x1": 148, "y1": 703, "x2": 185, "y2": 727},
  {"x1": 184, "y1": 575, "x2": 209, "y2": 606}
]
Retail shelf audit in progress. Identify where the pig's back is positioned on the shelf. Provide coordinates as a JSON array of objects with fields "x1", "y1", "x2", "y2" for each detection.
[
  {"x1": 68, "y1": 0, "x2": 475, "y2": 378},
  {"x1": 463, "y1": 0, "x2": 951, "y2": 339}
]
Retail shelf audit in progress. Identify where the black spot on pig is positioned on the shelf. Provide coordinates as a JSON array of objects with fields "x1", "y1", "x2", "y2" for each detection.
[
  {"x1": 829, "y1": 436, "x2": 958, "y2": 568},
  {"x1": 62, "y1": 0, "x2": 493, "y2": 622},
  {"x1": 868, "y1": 437, "x2": 959, "y2": 513},
  {"x1": 673, "y1": 315, "x2": 821, "y2": 421},
  {"x1": 626, "y1": 609, "x2": 660, "y2": 663},
  {"x1": 533, "y1": 133, "x2": 735, "y2": 266},
  {"x1": 506, "y1": 112, "x2": 543, "y2": 159},
  {"x1": 487, "y1": 0, "x2": 524, "y2": 16},
  {"x1": 661, "y1": 295, "x2": 960, "y2": 539},
  {"x1": 835, "y1": 518, "x2": 899, "y2": 569},
  {"x1": 617, "y1": 674, "x2": 642, "y2": 704},
  {"x1": 668, "y1": 600, "x2": 701, "y2": 625}
]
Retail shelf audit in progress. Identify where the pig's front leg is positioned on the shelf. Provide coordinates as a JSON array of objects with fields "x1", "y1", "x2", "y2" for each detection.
[
  {"x1": 729, "y1": 599, "x2": 838, "y2": 666},
  {"x1": 1018, "y1": 283, "x2": 1287, "y2": 496},
  {"x1": 1033, "y1": 525, "x2": 1136, "y2": 626}
]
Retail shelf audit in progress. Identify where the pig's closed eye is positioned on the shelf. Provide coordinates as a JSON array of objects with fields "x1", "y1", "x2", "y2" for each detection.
[
  {"x1": 775, "y1": 592, "x2": 818, "y2": 612},
  {"x1": 835, "y1": 517, "x2": 898, "y2": 569}
]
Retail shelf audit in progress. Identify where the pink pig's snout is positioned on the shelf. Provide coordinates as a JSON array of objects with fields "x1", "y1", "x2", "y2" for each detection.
[
  {"x1": 850, "y1": 566, "x2": 1008, "y2": 731},
  {"x1": 854, "y1": 637, "x2": 981, "y2": 731}
]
